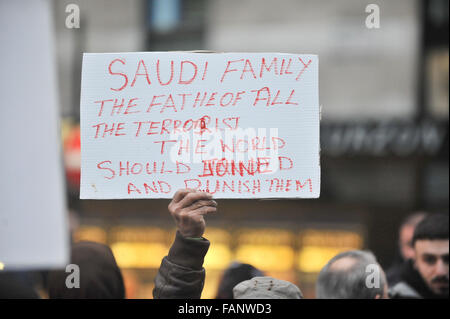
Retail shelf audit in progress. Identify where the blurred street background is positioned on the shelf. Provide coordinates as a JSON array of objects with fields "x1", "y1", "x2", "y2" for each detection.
[{"x1": 1, "y1": 0, "x2": 449, "y2": 298}]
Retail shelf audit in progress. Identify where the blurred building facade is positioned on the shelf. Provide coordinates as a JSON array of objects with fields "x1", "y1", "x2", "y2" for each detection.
[{"x1": 55, "y1": 0, "x2": 448, "y2": 298}]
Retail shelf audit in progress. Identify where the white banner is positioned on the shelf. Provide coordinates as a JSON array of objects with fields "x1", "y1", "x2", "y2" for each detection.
[{"x1": 80, "y1": 52, "x2": 320, "y2": 199}]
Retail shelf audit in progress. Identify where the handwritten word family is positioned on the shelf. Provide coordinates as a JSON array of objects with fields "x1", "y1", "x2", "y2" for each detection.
[{"x1": 107, "y1": 56, "x2": 312, "y2": 90}]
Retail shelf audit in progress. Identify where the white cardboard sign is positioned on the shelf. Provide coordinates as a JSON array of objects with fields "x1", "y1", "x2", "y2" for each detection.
[{"x1": 80, "y1": 52, "x2": 320, "y2": 199}]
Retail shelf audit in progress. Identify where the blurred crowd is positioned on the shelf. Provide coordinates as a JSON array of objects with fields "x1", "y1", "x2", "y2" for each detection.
[{"x1": 0, "y1": 190, "x2": 448, "y2": 299}]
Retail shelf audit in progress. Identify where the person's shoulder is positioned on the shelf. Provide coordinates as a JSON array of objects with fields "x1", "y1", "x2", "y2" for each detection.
[
  {"x1": 386, "y1": 262, "x2": 404, "y2": 285},
  {"x1": 389, "y1": 281, "x2": 422, "y2": 299}
]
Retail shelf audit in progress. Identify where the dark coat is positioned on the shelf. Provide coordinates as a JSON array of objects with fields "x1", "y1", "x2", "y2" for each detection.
[
  {"x1": 153, "y1": 231, "x2": 210, "y2": 299},
  {"x1": 389, "y1": 259, "x2": 447, "y2": 299}
]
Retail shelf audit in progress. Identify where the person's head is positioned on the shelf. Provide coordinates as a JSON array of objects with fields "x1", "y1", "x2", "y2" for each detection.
[
  {"x1": 316, "y1": 250, "x2": 388, "y2": 299},
  {"x1": 232, "y1": 276, "x2": 303, "y2": 299},
  {"x1": 216, "y1": 262, "x2": 264, "y2": 299},
  {"x1": 0, "y1": 272, "x2": 40, "y2": 299},
  {"x1": 398, "y1": 212, "x2": 427, "y2": 261},
  {"x1": 47, "y1": 241, "x2": 125, "y2": 299},
  {"x1": 412, "y1": 214, "x2": 449, "y2": 297}
]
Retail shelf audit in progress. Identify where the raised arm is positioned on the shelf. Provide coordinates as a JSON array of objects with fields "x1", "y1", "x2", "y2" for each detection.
[{"x1": 153, "y1": 189, "x2": 217, "y2": 299}]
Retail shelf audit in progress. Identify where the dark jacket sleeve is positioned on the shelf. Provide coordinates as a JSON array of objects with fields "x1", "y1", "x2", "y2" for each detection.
[{"x1": 153, "y1": 231, "x2": 210, "y2": 299}]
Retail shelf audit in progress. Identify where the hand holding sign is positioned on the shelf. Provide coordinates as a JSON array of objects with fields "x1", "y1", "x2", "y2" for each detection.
[{"x1": 168, "y1": 189, "x2": 217, "y2": 238}]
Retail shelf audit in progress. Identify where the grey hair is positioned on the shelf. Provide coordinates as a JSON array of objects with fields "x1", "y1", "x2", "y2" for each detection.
[{"x1": 316, "y1": 250, "x2": 386, "y2": 299}]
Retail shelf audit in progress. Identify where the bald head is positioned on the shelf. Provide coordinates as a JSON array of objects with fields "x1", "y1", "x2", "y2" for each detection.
[
  {"x1": 399, "y1": 212, "x2": 427, "y2": 260},
  {"x1": 329, "y1": 256, "x2": 358, "y2": 271},
  {"x1": 316, "y1": 250, "x2": 387, "y2": 299}
]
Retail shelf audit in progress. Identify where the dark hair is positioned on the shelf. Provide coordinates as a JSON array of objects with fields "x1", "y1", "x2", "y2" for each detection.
[
  {"x1": 412, "y1": 214, "x2": 449, "y2": 246},
  {"x1": 47, "y1": 241, "x2": 125, "y2": 299},
  {"x1": 316, "y1": 250, "x2": 386, "y2": 299},
  {"x1": 216, "y1": 262, "x2": 264, "y2": 299},
  {"x1": 400, "y1": 212, "x2": 427, "y2": 231}
]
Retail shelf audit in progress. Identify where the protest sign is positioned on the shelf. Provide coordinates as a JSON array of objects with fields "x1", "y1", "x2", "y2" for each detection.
[{"x1": 80, "y1": 52, "x2": 320, "y2": 199}]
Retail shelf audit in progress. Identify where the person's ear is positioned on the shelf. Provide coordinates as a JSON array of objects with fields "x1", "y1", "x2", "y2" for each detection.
[{"x1": 413, "y1": 255, "x2": 419, "y2": 270}]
